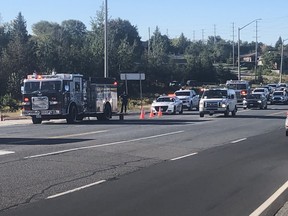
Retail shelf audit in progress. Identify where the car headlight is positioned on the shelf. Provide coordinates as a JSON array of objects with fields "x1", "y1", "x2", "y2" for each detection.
[
  {"x1": 257, "y1": 100, "x2": 261, "y2": 103},
  {"x1": 220, "y1": 100, "x2": 227, "y2": 108}
]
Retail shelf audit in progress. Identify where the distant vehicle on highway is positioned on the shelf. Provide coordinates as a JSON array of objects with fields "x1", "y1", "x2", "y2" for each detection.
[
  {"x1": 226, "y1": 80, "x2": 251, "y2": 102},
  {"x1": 243, "y1": 93, "x2": 268, "y2": 109},
  {"x1": 252, "y1": 87, "x2": 270, "y2": 100},
  {"x1": 151, "y1": 95, "x2": 183, "y2": 115},
  {"x1": 271, "y1": 90, "x2": 288, "y2": 104},
  {"x1": 174, "y1": 89, "x2": 199, "y2": 110}
]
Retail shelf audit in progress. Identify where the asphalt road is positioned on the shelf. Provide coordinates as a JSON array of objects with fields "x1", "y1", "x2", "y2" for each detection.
[{"x1": 0, "y1": 104, "x2": 288, "y2": 216}]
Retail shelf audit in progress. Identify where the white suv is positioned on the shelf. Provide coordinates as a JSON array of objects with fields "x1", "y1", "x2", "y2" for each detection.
[
  {"x1": 174, "y1": 89, "x2": 199, "y2": 110},
  {"x1": 199, "y1": 88, "x2": 237, "y2": 117}
]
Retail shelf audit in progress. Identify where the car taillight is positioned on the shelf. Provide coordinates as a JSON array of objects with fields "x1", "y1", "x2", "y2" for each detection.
[
  {"x1": 241, "y1": 90, "x2": 247, "y2": 95},
  {"x1": 24, "y1": 97, "x2": 29, "y2": 102}
]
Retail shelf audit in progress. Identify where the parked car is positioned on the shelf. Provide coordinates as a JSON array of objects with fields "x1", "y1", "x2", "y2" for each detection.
[
  {"x1": 174, "y1": 89, "x2": 199, "y2": 110},
  {"x1": 271, "y1": 91, "x2": 288, "y2": 104},
  {"x1": 151, "y1": 95, "x2": 183, "y2": 114},
  {"x1": 243, "y1": 93, "x2": 268, "y2": 109}
]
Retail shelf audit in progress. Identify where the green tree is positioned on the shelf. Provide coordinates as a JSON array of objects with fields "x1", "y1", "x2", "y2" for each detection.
[
  {"x1": 32, "y1": 21, "x2": 62, "y2": 72},
  {"x1": 1, "y1": 12, "x2": 33, "y2": 99}
]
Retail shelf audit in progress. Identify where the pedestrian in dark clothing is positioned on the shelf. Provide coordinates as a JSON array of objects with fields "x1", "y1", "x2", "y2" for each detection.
[{"x1": 120, "y1": 92, "x2": 128, "y2": 113}]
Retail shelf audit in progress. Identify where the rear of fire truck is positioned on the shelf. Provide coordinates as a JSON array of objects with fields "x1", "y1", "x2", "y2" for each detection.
[{"x1": 21, "y1": 73, "x2": 118, "y2": 124}]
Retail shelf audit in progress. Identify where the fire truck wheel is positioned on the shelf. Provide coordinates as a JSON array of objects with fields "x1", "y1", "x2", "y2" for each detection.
[
  {"x1": 66, "y1": 105, "x2": 78, "y2": 124},
  {"x1": 32, "y1": 116, "x2": 42, "y2": 124}
]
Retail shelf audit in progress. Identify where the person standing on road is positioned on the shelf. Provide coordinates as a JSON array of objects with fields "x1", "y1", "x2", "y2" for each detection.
[{"x1": 120, "y1": 91, "x2": 128, "y2": 113}]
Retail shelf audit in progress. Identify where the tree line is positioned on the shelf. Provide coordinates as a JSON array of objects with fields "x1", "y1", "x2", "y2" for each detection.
[{"x1": 0, "y1": 8, "x2": 287, "y2": 103}]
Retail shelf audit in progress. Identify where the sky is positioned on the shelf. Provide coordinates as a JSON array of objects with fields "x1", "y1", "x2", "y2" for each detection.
[{"x1": 1, "y1": 0, "x2": 288, "y2": 46}]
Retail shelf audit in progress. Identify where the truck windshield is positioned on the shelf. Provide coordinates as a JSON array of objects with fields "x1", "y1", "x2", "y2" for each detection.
[
  {"x1": 175, "y1": 91, "x2": 190, "y2": 96},
  {"x1": 226, "y1": 84, "x2": 247, "y2": 90},
  {"x1": 24, "y1": 81, "x2": 61, "y2": 93},
  {"x1": 202, "y1": 90, "x2": 227, "y2": 98}
]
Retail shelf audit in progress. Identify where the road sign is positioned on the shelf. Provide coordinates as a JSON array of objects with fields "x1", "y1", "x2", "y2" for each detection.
[{"x1": 120, "y1": 73, "x2": 145, "y2": 80}]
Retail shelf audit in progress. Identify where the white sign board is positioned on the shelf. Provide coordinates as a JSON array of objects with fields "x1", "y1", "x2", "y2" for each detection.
[{"x1": 120, "y1": 73, "x2": 145, "y2": 80}]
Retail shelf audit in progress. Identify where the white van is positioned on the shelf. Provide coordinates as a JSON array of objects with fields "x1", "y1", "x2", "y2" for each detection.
[{"x1": 199, "y1": 88, "x2": 237, "y2": 117}]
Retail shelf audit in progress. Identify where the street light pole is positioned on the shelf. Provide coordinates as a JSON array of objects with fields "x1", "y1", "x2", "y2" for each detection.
[
  {"x1": 104, "y1": 0, "x2": 108, "y2": 78},
  {"x1": 237, "y1": 18, "x2": 261, "y2": 80},
  {"x1": 280, "y1": 38, "x2": 288, "y2": 83}
]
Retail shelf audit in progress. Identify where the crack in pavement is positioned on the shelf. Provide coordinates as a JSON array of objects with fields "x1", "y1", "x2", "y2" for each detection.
[{"x1": 0, "y1": 157, "x2": 159, "y2": 213}]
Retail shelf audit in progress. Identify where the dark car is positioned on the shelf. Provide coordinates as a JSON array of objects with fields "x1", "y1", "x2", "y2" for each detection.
[{"x1": 243, "y1": 93, "x2": 268, "y2": 109}]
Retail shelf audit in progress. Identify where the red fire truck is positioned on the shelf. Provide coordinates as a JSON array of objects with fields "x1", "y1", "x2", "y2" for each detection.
[
  {"x1": 226, "y1": 80, "x2": 251, "y2": 102},
  {"x1": 21, "y1": 73, "x2": 118, "y2": 124}
]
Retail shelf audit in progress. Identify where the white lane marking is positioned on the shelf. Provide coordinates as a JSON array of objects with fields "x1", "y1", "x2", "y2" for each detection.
[
  {"x1": 49, "y1": 130, "x2": 108, "y2": 139},
  {"x1": 266, "y1": 111, "x2": 286, "y2": 116},
  {"x1": 171, "y1": 152, "x2": 198, "y2": 161},
  {"x1": 231, "y1": 138, "x2": 247, "y2": 144},
  {"x1": 47, "y1": 180, "x2": 106, "y2": 199},
  {"x1": 0, "y1": 150, "x2": 15, "y2": 156},
  {"x1": 249, "y1": 180, "x2": 288, "y2": 216},
  {"x1": 25, "y1": 131, "x2": 184, "y2": 159}
]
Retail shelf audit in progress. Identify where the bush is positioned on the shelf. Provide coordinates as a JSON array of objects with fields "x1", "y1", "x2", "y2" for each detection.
[{"x1": 0, "y1": 94, "x2": 20, "y2": 112}]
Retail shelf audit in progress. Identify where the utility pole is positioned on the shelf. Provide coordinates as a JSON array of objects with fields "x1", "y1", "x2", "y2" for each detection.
[
  {"x1": 104, "y1": 0, "x2": 108, "y2": 78},
  {"x1": 255, "y1": 20, "x2": 259, "y2": 80},
  {"x1": 232, "y1": 22, "x2": 235, "y2": 67},
  {"x1": 202, "y1": 29, "x2": 205, "y2": 42},
  {"x1": 237, "y1": 18, "x2": 261, "y2": 80},
  {"x1": 214, "y1": 24, "x2": 216, "y2": 44}
]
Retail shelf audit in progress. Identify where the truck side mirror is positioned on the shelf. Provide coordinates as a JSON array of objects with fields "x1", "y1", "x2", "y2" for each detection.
[{"x1": 21, "y1": 86, "x2": 24, "y2": 94}]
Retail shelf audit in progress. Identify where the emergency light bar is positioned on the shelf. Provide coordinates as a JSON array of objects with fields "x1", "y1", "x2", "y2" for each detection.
[{"x1": 26, "y1": 73, "x2": 80, "y2": 80}]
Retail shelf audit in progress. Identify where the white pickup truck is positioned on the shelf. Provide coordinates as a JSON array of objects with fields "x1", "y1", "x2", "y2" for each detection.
[{"x1": 174, "y1": 89, "x2": 200, "y2": 110}]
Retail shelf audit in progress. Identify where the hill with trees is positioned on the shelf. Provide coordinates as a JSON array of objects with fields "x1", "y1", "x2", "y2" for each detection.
[{"x1": 0, "y1": 8, "x2": 287, "y2": 108}]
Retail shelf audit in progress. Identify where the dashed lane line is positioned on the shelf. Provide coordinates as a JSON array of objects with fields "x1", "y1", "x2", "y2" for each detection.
[
  {"x1": 231, "y1": 138, "x2": 247, "y2": 144},
  {"x1": 171, "y1": 152, "x2": 198, "y2": 161},
  {"x1": 47, "y1": 180, "x2": 106, "y2": 199},
  {"x1": 0, "y1": 150, "x2": 15, "y2": 156}
]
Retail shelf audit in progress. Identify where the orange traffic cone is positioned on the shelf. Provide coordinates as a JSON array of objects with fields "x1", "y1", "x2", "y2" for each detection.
[
  {"x1": 149, "y1": 109, "x2": 154, "y2": 118},
  {"x1": 158, "y1": 107, "x2": 163, "y2": 117},
  {"x1": 139, "y1": 108, "x2": 145, "y2": 119}
]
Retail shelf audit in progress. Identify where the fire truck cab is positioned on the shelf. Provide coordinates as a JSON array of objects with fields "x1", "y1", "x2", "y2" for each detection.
[
  {"x1": 226, "y1": 80, "x2": 251, "y2": 102},
  {"x1": 21, "y1": 73, "x2": 118, "y2": 124}
]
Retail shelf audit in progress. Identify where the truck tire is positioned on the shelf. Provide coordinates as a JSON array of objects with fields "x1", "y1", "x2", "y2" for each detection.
[
  {"x1": 66, "y1": 105, "x2": 77, "y2": 124},
  {"x1": 200, "y1": 112, "x2": 204, "y2": 117},
  {"x1": 188, "y1": 102, "x2": 193, "y2": 111},
  {"x1": 32, "y1": 116, "x2": 42, "y2": 124},
  {"x1": 179, "y1": 105, "x2": 183, "y2": 114}
]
